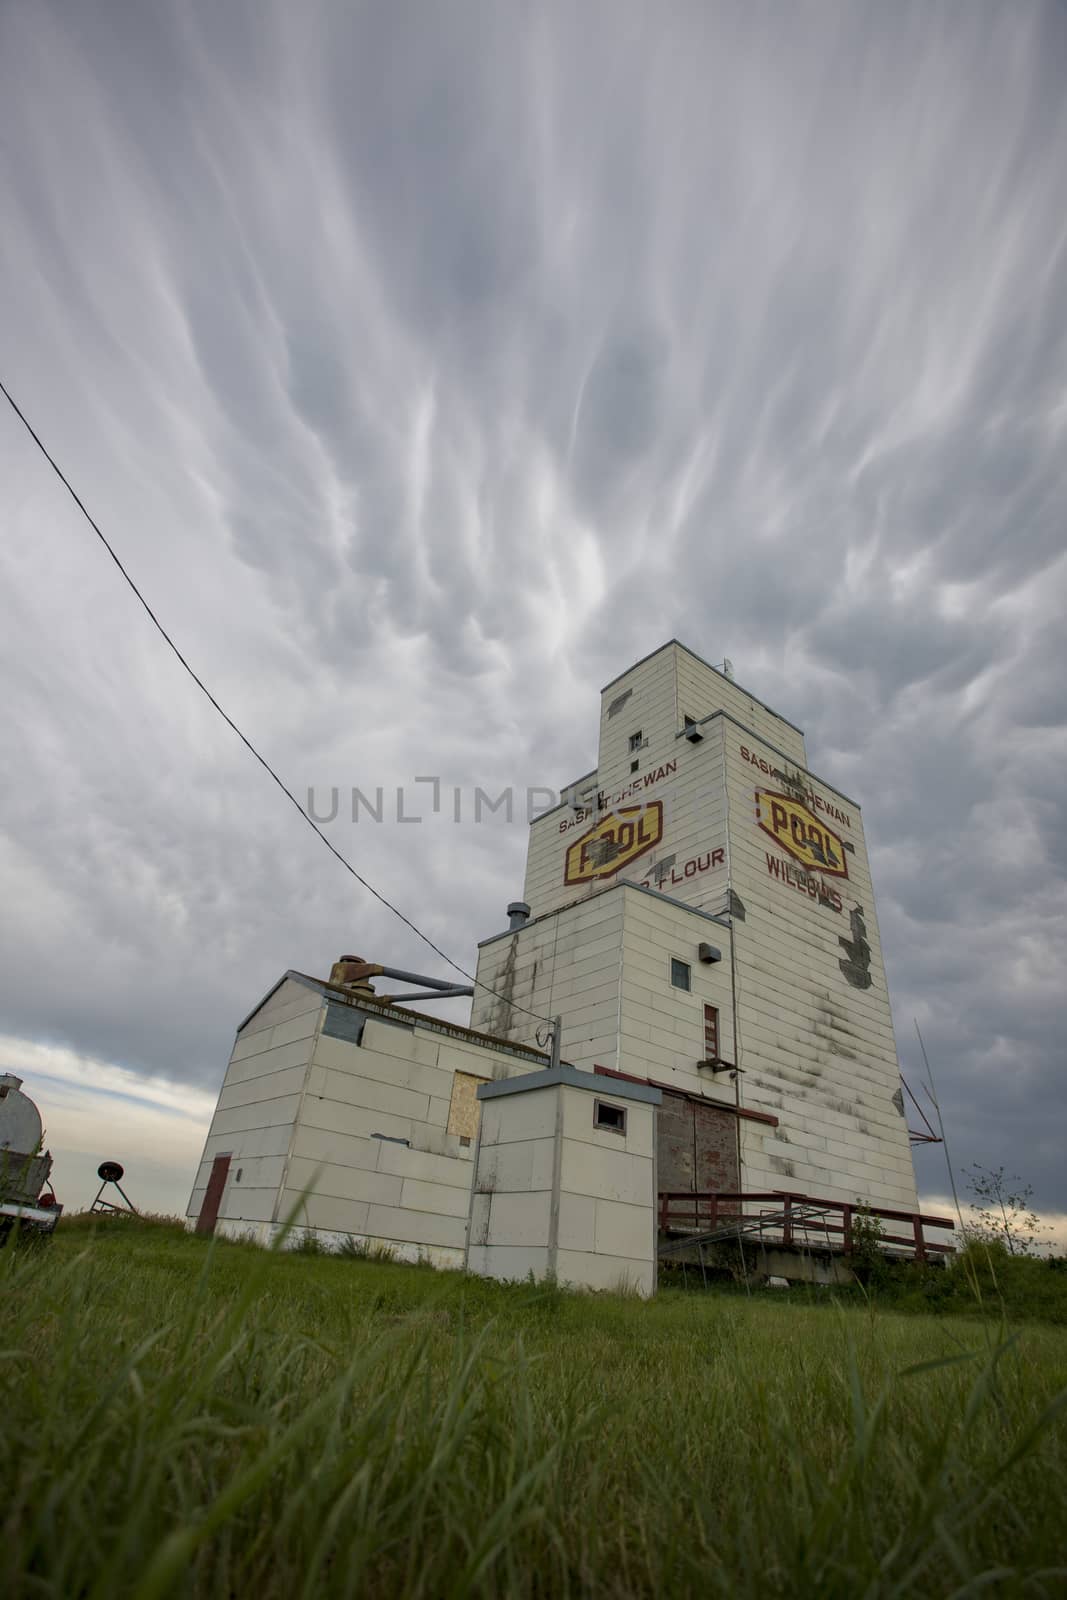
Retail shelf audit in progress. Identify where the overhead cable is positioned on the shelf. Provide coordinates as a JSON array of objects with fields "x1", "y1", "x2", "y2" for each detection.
[{"x1": 0, "y1": 376, "x2": 553, "y2": 1028}]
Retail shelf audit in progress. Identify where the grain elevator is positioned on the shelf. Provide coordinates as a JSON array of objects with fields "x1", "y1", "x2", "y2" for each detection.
[{"x1": 189, "y1": 641, "x2": 946, "y2": 1290}]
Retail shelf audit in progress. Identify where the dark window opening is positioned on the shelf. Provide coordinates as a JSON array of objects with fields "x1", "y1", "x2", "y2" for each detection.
[
  {"x1": 630, "y1": 759, "x2": 639, "y2": 773},
  {"x1": 371, "y1": 1132, "x2": 411, "y2": 1147},
  {"x1": 594, "y1": 1100, "x2": 627, "y2": 1135},
  {"x1": 670, "y1": 957, "x2": 691, "y2": 991},
  {"x1": 629, "y1": 731, "x2": 643, "y2": 752}
]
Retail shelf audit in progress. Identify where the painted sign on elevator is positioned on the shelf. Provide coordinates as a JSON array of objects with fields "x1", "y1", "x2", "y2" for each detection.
[
  {"x1": 755, "y1": 790, "x2": 849, "y2": 879},
  {"x1": 564, "y1": 802, "x2": 663, "y2": 885}
]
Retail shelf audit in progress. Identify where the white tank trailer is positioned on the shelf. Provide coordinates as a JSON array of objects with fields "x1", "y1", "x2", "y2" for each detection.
[{"x1": 0, "y1": 1073, "x2": 62, "y2": 1236}]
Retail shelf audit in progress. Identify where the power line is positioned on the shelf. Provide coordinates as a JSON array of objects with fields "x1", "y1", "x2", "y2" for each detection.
[{"x1": 0, "y1": 376, "x2": 553, "y2": 1028}]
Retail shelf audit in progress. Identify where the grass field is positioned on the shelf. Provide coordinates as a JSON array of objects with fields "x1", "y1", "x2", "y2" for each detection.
[{"x1": 3, "y1": 1218, "x2": 1067, "y2": 1598}]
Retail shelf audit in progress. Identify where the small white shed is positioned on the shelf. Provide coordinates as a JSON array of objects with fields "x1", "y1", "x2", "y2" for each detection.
[{"x1": 467, "y1": 1066, "x2": 661, "y2": 1297}]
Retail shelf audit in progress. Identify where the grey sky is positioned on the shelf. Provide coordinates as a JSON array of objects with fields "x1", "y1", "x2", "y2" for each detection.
[{"x1": 1, "y1": 2, "x2": 1064, "y2": 1220}]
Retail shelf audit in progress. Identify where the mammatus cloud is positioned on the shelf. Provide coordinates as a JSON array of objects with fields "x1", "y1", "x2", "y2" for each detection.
[{"x1": 1, "y1": 2, "x2": 1064, "y2": 1217}]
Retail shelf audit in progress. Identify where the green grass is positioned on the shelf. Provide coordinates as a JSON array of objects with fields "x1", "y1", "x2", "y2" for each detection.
[
  {"x1": 3, "y1": 1217, "x2": 1067, "y2": 1597},
  {"x1": 664, "y1": 1237, "x2": 1067, "y2": 1327}
]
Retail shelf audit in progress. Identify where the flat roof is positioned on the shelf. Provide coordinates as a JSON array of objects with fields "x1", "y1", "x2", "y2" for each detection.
[
  {"x1": 678, "y1": 709, "x2": 861, "y2": 810},
  {"x1": 238, "y1": 970, "x2": 552, "y2": 1067},
  {"x1": 478, "y1": 1064, "x2": 661, "y2": 1105},
  {"x1": 529, "y1": 702, "x2": 861, "y2": 829},
  {"x1": 477, "y1": 877, "x2": 732, "y2": 950},
  {"x1": 601, "y1": 639, "x2": 805, "y2": 738}
]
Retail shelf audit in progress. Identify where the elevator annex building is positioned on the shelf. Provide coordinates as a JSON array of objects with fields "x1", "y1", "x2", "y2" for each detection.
[{"x1": 188, "y1": 642, "x2": 950, "y2": 1292}]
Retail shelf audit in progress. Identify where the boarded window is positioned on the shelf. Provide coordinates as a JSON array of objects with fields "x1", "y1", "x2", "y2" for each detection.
[
  {"x1": 447, "y1": 1071, "x2": 489, "y2": 1140},
  {"x1": 703, "y1": 1005, "x2": 720, "y2": 1061},
  {"x1": 657, "y1": 1093, "x2": 738, "y2": 1196}
]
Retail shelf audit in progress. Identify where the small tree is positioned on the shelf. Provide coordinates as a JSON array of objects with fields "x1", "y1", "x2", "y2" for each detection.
[
  {"x1": 849, "y1": 1204, "x2": 888, "y2": 1287},
  {"x1": 963, "y1": 1164, "x2": 1050, "y2": 1257}
]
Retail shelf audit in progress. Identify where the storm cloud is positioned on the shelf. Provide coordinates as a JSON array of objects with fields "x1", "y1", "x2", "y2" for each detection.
[{"x1": 1, "y1": 1, "x2": 1064, "y2": 1220}]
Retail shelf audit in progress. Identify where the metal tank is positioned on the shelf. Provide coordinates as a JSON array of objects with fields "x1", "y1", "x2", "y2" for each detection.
[{"x1": 0, "y1": 1072, "x2": 62, "y2": 1234}]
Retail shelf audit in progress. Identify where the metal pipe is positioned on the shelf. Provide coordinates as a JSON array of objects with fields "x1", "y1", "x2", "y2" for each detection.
[
  {"x1": 385, "y1": 986, "x2": 475, "y2": 1005},
  {"x1": 376, "y1": 965, "x2": 472, "y2": 992}
]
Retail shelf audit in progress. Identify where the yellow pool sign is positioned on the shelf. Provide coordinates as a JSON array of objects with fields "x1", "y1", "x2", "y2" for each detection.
[
  {"x1": 755, "y1": 790, "x2": 849, "y2": 879},
  {"x1": 564, "y1": 802, "x2": 664, "y2": 885}
]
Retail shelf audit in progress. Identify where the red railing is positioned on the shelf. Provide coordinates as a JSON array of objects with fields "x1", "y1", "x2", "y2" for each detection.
[{"x1": 658, "y1": 1190, "x2": 955, "y2": 1263}]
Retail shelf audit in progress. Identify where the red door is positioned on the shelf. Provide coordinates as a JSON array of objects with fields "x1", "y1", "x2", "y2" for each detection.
[{"x1": 195, "y1": 1154, "x2": 231, "y2": 1235}]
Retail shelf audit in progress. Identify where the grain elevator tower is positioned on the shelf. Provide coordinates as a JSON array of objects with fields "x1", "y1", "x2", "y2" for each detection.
[{"x1": 472, "y1": 641, "x2": 920, "y2": 1218}]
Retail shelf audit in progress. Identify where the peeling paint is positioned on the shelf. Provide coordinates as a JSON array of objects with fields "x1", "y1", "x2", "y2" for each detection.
[
  {"x1": 838, "y1": 905, "x2": 874, "y2": 990},
  {"x1": 653, "y1": 855, "x2": 677, "y2": 884}
]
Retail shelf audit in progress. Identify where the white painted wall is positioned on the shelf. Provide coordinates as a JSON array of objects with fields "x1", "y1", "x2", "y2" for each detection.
[
  {"x1": 555, "y1": 1080, "x2": 658, "y2": 1295},
  {"x1": 278, "y1": 1017, "x2": 544, "y2": 1266},
  {"x1": 524, "y1": 651, "x2": 798, "y2": 926},
  {"x1": 672, "y1": 644, "x2": 807, "y2": 768},
  {"x1": 720, "y1": 728, "x2": 918, "y2": 1212},
  {"x1": 472, "y1": 889, "x2": 625, "y2": 1066},
  {"x1": 472, "y1": 882, "x2": 736, "y2": 1103},
  {"x1": 187, "y1": 977, "x2": 553, "y2": 1266},
  {"x1": 491, "y1": 640, "x2": 921, "y2": 1217},
  {"x1": 188, "y1": 637, "x2": 921, "y2": 1274},
  {"x1": 467, "y1": 1070, "x2": 659, "y2": 1296},
  {"x1": 186, "y1": 977, "x2": 324, "y2": 1230},
  {"x1": 616, "y1": 885, "x2": 734, "y2": 1093}
]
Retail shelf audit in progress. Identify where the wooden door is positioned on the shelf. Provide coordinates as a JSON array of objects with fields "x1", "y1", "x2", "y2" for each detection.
[{"x1": 195, "y1": 1153, "x2": 231, "y2": 1235}]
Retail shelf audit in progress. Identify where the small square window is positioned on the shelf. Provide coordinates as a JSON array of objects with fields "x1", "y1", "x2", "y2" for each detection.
[
  {"x1": 629, "y1": 731, "x2": 643, "y2": 752},
  {"x1": 594, "y1": 1100, "x2": 627, "y2": 1135},
  {"x1": 670, "y1": 957, "x2": 691, "y2": 991},
  {"x1": 630, "y1": 759, "x2": 639, "y2": 773}
]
